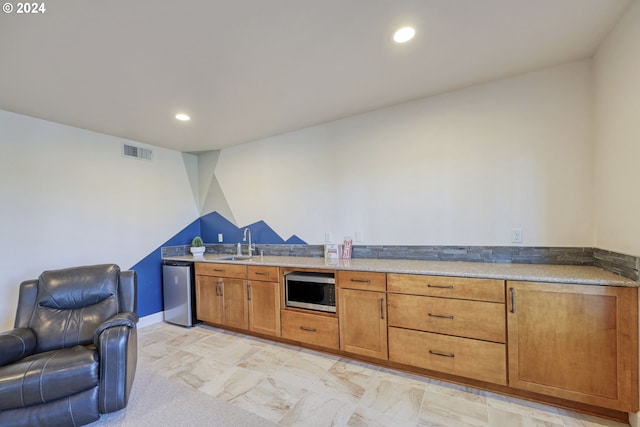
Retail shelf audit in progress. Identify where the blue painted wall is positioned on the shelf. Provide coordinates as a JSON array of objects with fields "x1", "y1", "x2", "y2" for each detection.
[
  {"x1": 131, "y1": 219, "x2": 200, "y2": 317},
  {"x1": 131, "y1": 211, "x2": 304, "y2": 317}
]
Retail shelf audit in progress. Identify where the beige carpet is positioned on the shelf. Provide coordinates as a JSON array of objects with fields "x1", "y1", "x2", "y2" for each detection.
[{"x1": 87, "y1": 367, "x2": 277, "y2": 427}]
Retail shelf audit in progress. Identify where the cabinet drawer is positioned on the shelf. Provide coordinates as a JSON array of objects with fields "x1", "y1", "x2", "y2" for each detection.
[
  {"x1": 248, "y1": 265, "x2": 279, "y2": 282},
  {"x1": 389, "y1": 327, "x2": 507, "y2": 385},
  {"x1": 196, "y1": 262, "x2": 247, "y2": 279},
  {"x1": 387, "y1": 274, "x2": 504, "y2": 303},
  {"x1": 337, "y1": 271, "x2": 386, "y2": 292},
  {"x1": 281, "y1": 310, "x2": 339, "y2": 350},
  {"x1": 388, "y1": 293, "x2": 505, "y2": 343}
]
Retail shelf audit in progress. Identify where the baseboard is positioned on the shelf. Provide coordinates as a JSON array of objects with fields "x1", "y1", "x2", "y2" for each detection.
[{"x1": 138, "y1": 312, "x2": 163, "y2": 328}]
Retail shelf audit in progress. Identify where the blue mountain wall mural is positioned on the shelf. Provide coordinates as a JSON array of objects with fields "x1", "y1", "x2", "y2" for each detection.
[
  {"x1": 131, "y1": 212, "x2": 305, "y2": 317},
  {"x1": 200, "y1": 211, "x2": 306, "y2": 245},
  {"x1": 131, "y1": 218, "x2": 201, "y2": 317}
]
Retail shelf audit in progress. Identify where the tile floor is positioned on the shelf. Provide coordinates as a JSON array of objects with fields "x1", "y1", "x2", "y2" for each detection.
[{"x1": 138, "y1": 322, "x2": 631, "y2": 427}]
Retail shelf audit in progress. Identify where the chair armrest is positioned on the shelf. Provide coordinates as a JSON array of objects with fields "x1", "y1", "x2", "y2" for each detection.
[
  {"x1": 0, "y1": 328, "x2": 36, "y2": 366},
  {"x1": 93, "y1": 312, "x2": 138, "y2": 348},
  {"x1": 95, "y1": 313, "x2": 138, "y2": 414}
]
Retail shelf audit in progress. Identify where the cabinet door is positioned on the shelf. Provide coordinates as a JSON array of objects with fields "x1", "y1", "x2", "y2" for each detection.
[
  {"x1": 248, "y1": 280, "x2": 280, "y2": 337},
  {"x1": 220, "y1": 278, "x2": 248, "y2": 330},
  {"x1": 195, "y1": 275, "x2": 223, "y2": 324},
  {"x1": 338, "y1": 288, "x2": 388, "y2": 360},
  {"x1": 507, "y1": 281, "x2": 638, "y2": 412}
]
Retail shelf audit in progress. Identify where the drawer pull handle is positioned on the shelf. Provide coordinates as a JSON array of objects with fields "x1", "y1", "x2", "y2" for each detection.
[
  {"x1": 214, "y1": 269, "x2": 225, "y2": 273},
  {"x1": 300, "y1": 326, "x2": 317, "y2": 332},
  {"x1": 255, "y1": 272, "x2": 270, "y2": 276},
  {"x1": 351, "y1": 279, "x2": 371, "y2": 283},
  {"x1": 428, "y1": 313, "x2": 454, "y2": 320},
  {"x1": 427, "y1": 284, "x2": 454, "y2": 289},
  {"x1": 429, "y1": 350, "x2": 455, "y2": 358}
]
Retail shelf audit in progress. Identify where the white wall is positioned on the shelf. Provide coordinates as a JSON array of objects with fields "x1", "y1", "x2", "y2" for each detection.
[
  {"x1": 214, "y1": 61, "x2": 594, "y2": 247},
  {"x1": 593, "y1": 0, "x2": 640, "y2": 258},
  {"x1": 0, "y1": 110, "x2": 199, "y2": 329}
]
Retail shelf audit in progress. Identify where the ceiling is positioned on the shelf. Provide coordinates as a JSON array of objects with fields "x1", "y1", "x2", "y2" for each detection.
[{"x1": 0, "y1": 0, "x2": 632, "y2": 153}]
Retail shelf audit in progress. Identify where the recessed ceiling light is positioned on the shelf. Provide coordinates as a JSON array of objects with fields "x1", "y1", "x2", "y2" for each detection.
[
  {"x1": 393, "y1": 26, "x2": 415, "y2": 43},
  {"x1": 175, "y1": 113, "x2": 191, "y2": 121}
]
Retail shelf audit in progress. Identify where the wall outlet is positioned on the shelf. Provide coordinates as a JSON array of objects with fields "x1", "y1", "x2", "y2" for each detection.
[
  {"x1": 324, "y1": 232, "x2": 333, "y2": 243},
  {"x1": 355, "y1": 231, "x2": 364, "y2": 243},
  {"x1": 511, "y1": 228, "x2": 523, "y2": 243},
  {"x1": 218, "y1": 233, "x2": 223, "y2": 243}
]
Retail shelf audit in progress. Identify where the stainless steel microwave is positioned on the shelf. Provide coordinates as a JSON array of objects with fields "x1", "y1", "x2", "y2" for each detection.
[{"x1": 284, "y1": 272, "x2": 336, "y2": 313}]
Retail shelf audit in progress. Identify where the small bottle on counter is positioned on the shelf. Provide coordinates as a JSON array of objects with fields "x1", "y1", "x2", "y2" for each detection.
[{"x1": 236, "y1": 242, "x2": 242, "y2": 255}]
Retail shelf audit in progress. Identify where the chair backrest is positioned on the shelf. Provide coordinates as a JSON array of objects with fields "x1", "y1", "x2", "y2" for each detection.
[{"x1": 25, "y1": 264, "x2": 128, "y2": 352}]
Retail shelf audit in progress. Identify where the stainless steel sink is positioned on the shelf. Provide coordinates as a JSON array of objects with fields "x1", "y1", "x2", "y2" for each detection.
[{"x1": 216, "y1": 255, "x2": 254, "y2": 261}]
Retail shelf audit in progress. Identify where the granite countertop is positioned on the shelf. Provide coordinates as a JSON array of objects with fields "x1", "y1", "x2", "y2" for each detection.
[{"x1": 163, "y1": 254, "x2": 639, "y2": 287}]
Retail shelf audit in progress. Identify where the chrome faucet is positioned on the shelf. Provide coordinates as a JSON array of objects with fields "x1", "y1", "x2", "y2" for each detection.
[{"x1": 243, "y1": 228, "x2": 253, "y2": 257}]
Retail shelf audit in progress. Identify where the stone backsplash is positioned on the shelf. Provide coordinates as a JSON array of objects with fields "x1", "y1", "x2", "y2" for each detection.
[
  {"x1": 593, "y1": 248, "x2": 640, "y2": 281},
  {"x1": 162, "y1": 244, "x2": 639, "y2": 281}
]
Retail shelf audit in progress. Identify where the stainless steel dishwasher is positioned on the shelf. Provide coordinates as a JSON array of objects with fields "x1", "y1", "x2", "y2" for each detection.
[{"x1": 162, "y1": 260, "x2": 197, "y2": 327}]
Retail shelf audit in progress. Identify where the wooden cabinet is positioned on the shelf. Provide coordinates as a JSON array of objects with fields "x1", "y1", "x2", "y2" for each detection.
[
  {"x1": 507, "y1": 281, "x2": 638, "y2": 412},
  {"x1": 220, "y1": 277, "x2": 248, "y2": 329},
  {"x1": 338, "y1": 270, "x2": 386, "y2": 292},
  {"x1": 388, "y1": 327, "x2": 507, "y2": 385},
  {"x1": 195, "y1": 263, "x2": 280, "y2": 336},
  {"x1": 387, "y1": 273, "x2": 504, "y2": 302},
  {"x1": 281, "y1": 309, "x2": 339, "y2": 349},
  {"x1": 387, "y1": 293, "x2": 505, "y2": 343},
  {"x1": 196, "y1": 262, "x2": 246, "y2": 279},
  {"x1": 247, "y1": 266, "x2": 280, "y2": 337},
  {"x1": 192, "y1": 260, "x2": 639, "y2": 418},
  {"x1": 195, "y1": 262, "x2": 248, "y2": 329},
  {"x1": 337, "y1": 271, "x2": 388, "y2": 360},
  {"x1": 194, "y1": 275, "x2": 223, "y2": 324},
  {"x1": 387, "y1": 273, "x2": 507, "y2": 385}
]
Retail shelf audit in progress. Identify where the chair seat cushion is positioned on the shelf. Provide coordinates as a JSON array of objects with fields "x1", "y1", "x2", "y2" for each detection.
[{"x1": 0, "y1": 345, "x2": 98, "y2": 410}]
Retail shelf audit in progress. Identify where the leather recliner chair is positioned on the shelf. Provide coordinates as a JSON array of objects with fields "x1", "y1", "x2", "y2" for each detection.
[{"x1": 0, "y1": 264, "x2": 138, "y2": 427}]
